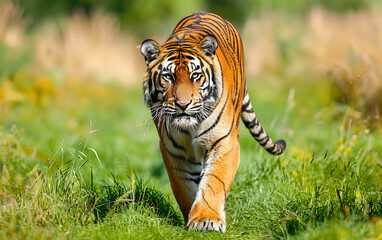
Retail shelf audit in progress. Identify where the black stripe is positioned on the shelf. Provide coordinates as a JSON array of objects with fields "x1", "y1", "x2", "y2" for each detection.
[
  {"x1": 166, "y1": 128, "x2": 187, "y2": 152},
  {"x1": 210, "y1": 118, "x2": 234, "y2": 151},
  {"x1": 258, "y1": 136, "x2": 270, "y2": 146},
  {"x1": 178, "y1": 127, "x2": 190, "y2": 135},
  {"x1": 151, "y1": 90, "x2": 159, "y2": 103},
  {"x1": 242, "y1": 118, "x2": 257, "y2": 128},
  {"x1": 243, "y1": 108, "x2": 254, "y2": 113},
  {"x1": 165, "y1": 146, "x2": 186, "y2": 161},
  {"x1": 167, "y1": 56, "x2": 177, "y2": 61},
  {"x1": 241, "y1": 97, "x2": 250, "y2": 110},
  {"x1": 188, "y1": 34, "x2": 197, "y2": 40},
  {"x1": 164, "y1": 145, "x2": 201, "y2": 165},
  {"x1": 208, "y1": 95, "x2": 236, "y2": 152},
  {"x1": 210, "y1": 65, "x2": 220, "y2": 101},
  {"x1": 250, "y1": 125, "x2": 263, "y2": 138},
  {"x1": 157, "y1": 70, "x2": 166, "y2": 88},
  {"x1": 195, "y1": 96, "x2": 228, "y2": 138},
  {"x1": 269, "y1": 144, "x2": 277, "y2": 153},
  {"x1": 183, "y1": 177, "x2": 201, "y2": 185},
  {"x1": 184, "y1": 55, "x2": 195, "y2": 60},
  {"x1": 177, "y1": 168, "x2": 201, "y2": 176},
  {"x1": 172, "y1": 13, "x2": 198, "y2": 32},
  {"x1": 205, "y1": 68, "x2": 211, "y2": 83},
  {"x1": 148, "y1": 72, "x2": 153, "y2": 91}
]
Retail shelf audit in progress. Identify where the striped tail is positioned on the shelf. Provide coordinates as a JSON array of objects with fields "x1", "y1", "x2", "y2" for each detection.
[{"x1": 241, "y1": 90, "x2": 286, "y2": 155}]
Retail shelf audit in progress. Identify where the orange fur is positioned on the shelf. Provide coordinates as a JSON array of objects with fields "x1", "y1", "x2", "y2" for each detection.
[{"x1": 141, "y1": 12, "x2": 286, "y2": 232}]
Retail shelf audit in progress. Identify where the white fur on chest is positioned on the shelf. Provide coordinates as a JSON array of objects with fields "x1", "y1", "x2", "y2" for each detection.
[{"x1": 167, "y1": 127, "x2": 205, "y2": 165}]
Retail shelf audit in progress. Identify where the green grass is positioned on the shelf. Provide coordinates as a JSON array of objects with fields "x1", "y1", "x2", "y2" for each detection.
[{"x1": 1, "y1": 75, "x2": 382, "y2": 239}]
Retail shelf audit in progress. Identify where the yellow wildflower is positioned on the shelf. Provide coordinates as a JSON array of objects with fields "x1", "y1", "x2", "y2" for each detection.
[
  {"x1": 291, "y1": 146, "x2": 299, "y2": 155},
  {"x1": 345, "y1": 147, "x2": 351, "y2": 157},
  {"x1": 338, "y1": 140, "x2": 344, "y2": 152},
  {"x1": 355, "y1": 188, "x2": 361, "y2": 199},
  {"x1": 299, "y1": 151, "x2": 304, "y2": 161}
]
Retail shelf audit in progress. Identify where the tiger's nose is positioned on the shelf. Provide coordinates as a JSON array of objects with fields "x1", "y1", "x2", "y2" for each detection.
[{"x1": 175, "y1": 99, "x2": 192, "y2": 110}]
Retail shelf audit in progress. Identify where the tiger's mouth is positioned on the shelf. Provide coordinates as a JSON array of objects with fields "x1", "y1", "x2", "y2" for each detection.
[
  {"x1": 175, "y1": 112, "x2": 192, "y2": 118},
  {"x1": 167, "y1": 102, "x2": 212, "y2": 129},
  {"x1": 172, "y1": 105, "x2": 199, "y2": 118},
  {"x1": 171, "y1": 115, "x2": 199, "y2": 130},
  {"x1": 169, "y1": 110, "x2": 201, "y2": 129},
  {"x1": 173, "y1": 112, "x2": 196, "y2": 122},
  {"x1": 160, "y1": 101, "x2": 210, "y2": 129}
]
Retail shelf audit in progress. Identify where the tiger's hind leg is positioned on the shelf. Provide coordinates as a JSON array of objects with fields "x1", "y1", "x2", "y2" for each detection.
[{"x1": 187, "y1": 136, "x2": 239, "y2": 232}]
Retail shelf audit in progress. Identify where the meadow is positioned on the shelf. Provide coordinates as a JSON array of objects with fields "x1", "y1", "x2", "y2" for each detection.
[{"x1": 1, "y1": 1, "x2": 382, "y2": 239}]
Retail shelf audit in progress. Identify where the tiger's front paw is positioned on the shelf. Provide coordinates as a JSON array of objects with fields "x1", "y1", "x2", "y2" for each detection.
[{"x1": 187, "y1": 217, "x2": 226, "y2": 232}]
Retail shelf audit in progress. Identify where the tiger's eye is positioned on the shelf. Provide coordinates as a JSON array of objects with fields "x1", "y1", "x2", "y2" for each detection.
[
  {"x1": 164, "y1": 73, "x2": 174, "y2": 82},
  {"x1": 191, "y1": 72, "x2": 202, "y2": 81}
]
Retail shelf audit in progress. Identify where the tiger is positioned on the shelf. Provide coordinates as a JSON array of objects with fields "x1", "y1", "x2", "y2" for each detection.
[{"x1": 140, "y1": 11, "x2": 286, "y2": 232}]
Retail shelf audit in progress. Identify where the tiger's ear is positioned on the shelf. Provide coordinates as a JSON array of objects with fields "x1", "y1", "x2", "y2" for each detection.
[
  {"x1": 140, "y1": 39, "x2": 161, "y2": 65},
  {"x1": 200, "y1": 36, "x2": 218, "y2": 57}
]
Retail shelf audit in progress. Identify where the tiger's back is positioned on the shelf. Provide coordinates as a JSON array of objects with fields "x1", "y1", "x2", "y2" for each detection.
[{"x1": 140, "y1": 12, "x2": 286, "y2": 232}]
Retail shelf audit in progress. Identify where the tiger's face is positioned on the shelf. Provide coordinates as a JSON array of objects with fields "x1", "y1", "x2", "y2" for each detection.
[{"x1": 141, "y1": 36, "x2": 221, "y2": 130}]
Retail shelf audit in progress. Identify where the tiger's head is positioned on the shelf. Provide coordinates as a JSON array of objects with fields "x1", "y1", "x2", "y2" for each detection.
[{"x1": 140, "y1": 36, "x2": 222, "y2": 130}]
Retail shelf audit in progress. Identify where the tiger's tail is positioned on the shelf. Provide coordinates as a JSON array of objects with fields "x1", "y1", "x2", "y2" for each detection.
[{"x1": 241, "y1": 89, "x2": 286, "y2": 155}]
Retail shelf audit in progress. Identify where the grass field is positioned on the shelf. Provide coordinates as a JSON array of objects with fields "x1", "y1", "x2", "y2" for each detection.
[
  {"x1": 1, "y1": 77, "x2": 382, "y2": 239},
  {"x1": 1, "y1": 2, "x2": 382, "y2": 239}
]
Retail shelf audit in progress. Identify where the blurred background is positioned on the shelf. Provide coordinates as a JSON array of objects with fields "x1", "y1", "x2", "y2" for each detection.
[
  {"x1": 2, "y1": 2, "x2": 382, "y2": 237},
  {"x1": 1, "y1": 0, "x2": 382, "y2": 115},
  {"x1": 1, "y1": 0, "x2": 382, "y2": 183}
]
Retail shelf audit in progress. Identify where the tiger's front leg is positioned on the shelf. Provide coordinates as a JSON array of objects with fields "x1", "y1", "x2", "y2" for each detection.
[
  {"x1": 159, "y1": 139, "x2": 202, "y2": 223},
  {"x1": 187, "y1": 136, "x2": 240, "y2": 232}
]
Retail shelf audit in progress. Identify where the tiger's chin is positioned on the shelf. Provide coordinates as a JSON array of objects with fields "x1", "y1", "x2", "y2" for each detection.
[{"x1": 171, "y1": 116, "x2": 199, "y2": 131}]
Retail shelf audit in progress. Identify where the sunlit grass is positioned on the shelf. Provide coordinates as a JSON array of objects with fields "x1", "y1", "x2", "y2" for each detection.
[
  {"x1": 0, "y1": 121, "x2": 181, "y2": 239},
  {"x1": 1, "y1": 76, "x2": 381, "y2": 239},
  {"x1": 1, "y1": 2, "x2": 382, "y2": 238}
]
